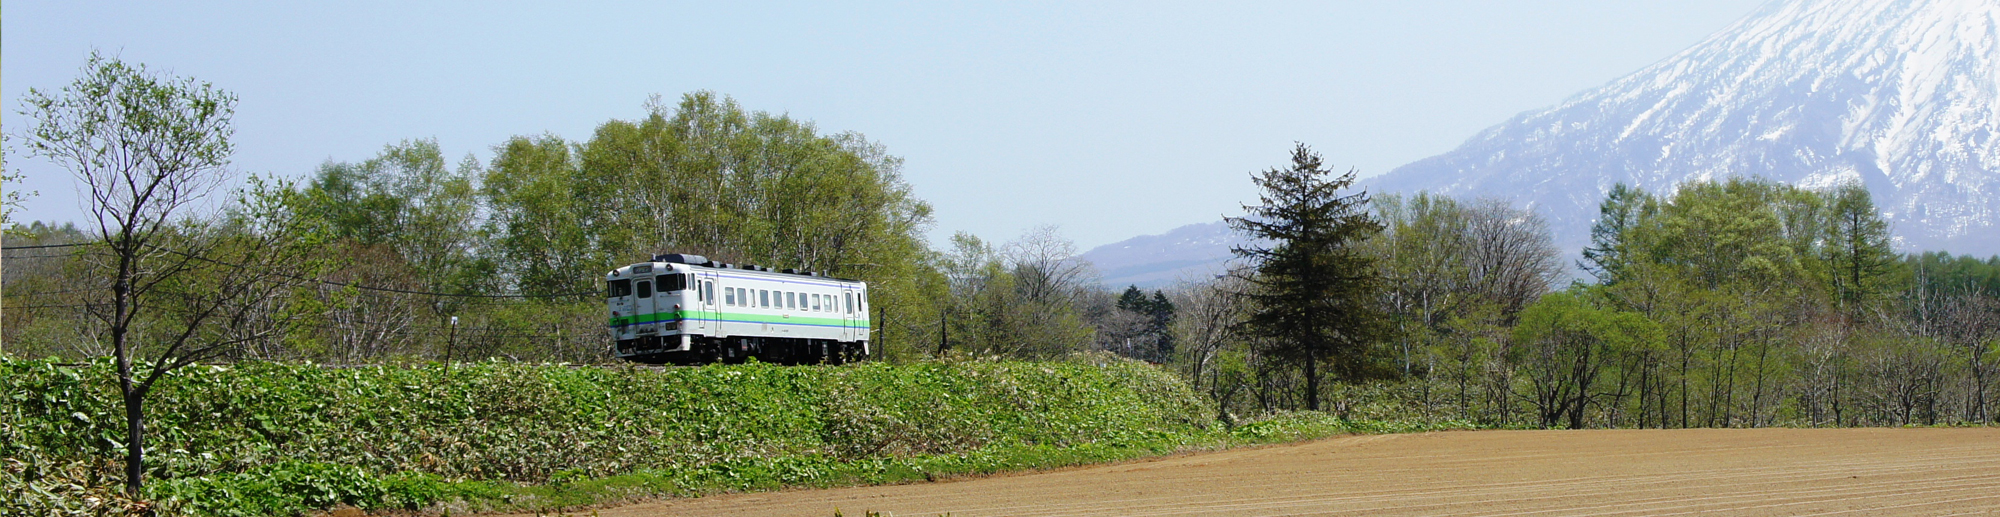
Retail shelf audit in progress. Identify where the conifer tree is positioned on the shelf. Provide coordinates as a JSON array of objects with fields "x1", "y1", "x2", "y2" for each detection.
[
  {"x1": 1825, "y1": 183, "x2": 1897, "y2": 316},
  {"x1": 1227, "y1": 143, "x2": 1386, "y2": 411},
  {"x1": 1581, "y1": 183, "x2": 1657, "y2": 285}
]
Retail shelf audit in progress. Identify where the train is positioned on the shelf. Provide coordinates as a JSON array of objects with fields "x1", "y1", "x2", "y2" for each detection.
[{"x1": 606, "y1": 253, "x2": 870, "y2": 365}]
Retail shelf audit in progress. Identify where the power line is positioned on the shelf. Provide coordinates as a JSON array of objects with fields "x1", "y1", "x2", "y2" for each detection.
[
  {"x1": 0, "y1": 242, "x2": 91, "y2": 250},
  {"x1": 3, "y1": 241, "x2": 598, "y2": 300}
]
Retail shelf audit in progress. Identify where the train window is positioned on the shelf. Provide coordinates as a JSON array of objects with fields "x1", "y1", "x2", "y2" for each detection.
[
  {"x1": 637, "y1": 280, "x2": 653, "y2": 298},
  {"x1": 813, "y1": 294, "x2": 823, "y2": 311},
  {"x1": 786, "y1": 292, "x2": 796, "y2": 310},
  {"x1": 608, "y1": 279, "x2": 631, "y2": 298},
  {"x1": 704, "y1": 281, "x2": 714, "y2": 303},
  {"x1": 845, "y1": 293, "x2": 854, "y2": 314},
  {"x1": 724, "y1": 287, "x2": 735, "y2": 306},
  {"x1": 760, "y1": 289, "x2": 770, "y2": 307},
  {"x1": 657, "y1": 274, "x2": 685, "y2": 293}
]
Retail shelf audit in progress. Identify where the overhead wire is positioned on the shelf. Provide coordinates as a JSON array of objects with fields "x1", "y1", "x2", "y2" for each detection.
[
  {"x1": 1, "y1": 242, "x2": 600, "y2": 300},
  {"x1": 0, "y1": 242, "x2": 91, "y2": 250}
]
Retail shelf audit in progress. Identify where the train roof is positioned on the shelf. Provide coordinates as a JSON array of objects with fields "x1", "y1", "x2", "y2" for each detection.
[{"x1": 606, "y1": 253, "x2": 863, "y2": 284}]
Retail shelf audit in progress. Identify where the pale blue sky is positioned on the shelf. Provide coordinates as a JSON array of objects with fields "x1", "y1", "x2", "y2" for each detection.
[{"x1": 4, "y1": 1, "x2": 1764, "y2": 249}]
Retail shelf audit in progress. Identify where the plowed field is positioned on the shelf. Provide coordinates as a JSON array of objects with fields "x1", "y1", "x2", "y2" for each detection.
[{"x1": 588, "y1": 428, "x2": 2000, "y2": 516}]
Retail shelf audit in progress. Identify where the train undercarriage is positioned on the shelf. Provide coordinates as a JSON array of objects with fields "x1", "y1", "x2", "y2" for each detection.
[{"x1": 615, "y1": 334, "x2": 867, "y2": 366}]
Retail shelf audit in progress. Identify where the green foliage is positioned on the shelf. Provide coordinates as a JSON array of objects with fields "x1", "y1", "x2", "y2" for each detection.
[
  {"x1": 301, "y1": 139, "x2": 490, "y2": 296},
  {"x1": 1227, "y1": 411, "x2": 1479, "y2": 442},
  {"x1": 2, "y1": 357, "x2": 1220, "y2": 515},
  {"x1": 1907, "y1": 252, "x2": 2000, "y2": 298},
  {"x1": 933, "y1": 230, "x2": 1098, "y2": 359},
  {"x1": 1509, "y1": 292, "x2": 1660, "y2": 428}
]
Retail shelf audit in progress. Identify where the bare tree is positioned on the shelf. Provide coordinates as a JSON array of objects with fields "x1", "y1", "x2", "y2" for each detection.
[
  {"x1": 18, "y1": 53, "x2": 317, "y2": 496},
  {"x1": 1169, "y1": 273, "x2": 1252, "y2": 419},
  {"x1": 1462, "y1": 198, "x2": 1563, "y2": 318},
  {"x1": 1006, "y1": 224, "x2": 1094, "y2": 305}
]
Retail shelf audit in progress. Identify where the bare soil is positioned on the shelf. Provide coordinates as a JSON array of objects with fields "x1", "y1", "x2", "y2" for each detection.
[{"x1": 580, "y1": 428, "x2": 2000, "y2": 516}]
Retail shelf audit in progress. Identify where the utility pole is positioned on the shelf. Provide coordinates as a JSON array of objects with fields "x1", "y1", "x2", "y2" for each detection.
[
  {"x1": 445, "y1": 315, "x2": 458, "y2": 374},
  {"x1": 937, "y1": 307, "x2": 948, "y2": 355}
]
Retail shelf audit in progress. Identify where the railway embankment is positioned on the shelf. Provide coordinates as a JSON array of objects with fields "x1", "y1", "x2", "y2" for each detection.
[{"x1": 3, "y1": 356, "x2": 1462, "y2": 516}]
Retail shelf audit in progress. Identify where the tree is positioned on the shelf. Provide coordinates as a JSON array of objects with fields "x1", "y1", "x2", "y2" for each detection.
[
  {"x1": 483, "y1": 134, "x2": 604, "y2": 296},
  {"x1": 1580, "y1": 184, "x2": 1657, "y2": 285},
  {"x1": 304, "y1": 139, "x2": 488, "y2": 296},
  {"x1": 1510, "y1": 291, "x2": 1660, "y2": 428},
  {"x1": 1104, "y1": 284, "x2": 1176, "y2": 360},
  {"x1": 18, "y1": 54, "x2": 321, "y2": 496},
  {"x1": 1823, "y1": 183, "x2": 1897, "y2": 316},
  {"x1": 1227, "y1": 143, "x2": 1386, "y2": 411}
]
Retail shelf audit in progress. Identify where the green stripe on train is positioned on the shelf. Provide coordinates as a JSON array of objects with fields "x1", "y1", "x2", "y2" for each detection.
[{"x1": 610, "y1": 310, "x2": 870, "y2": 328}]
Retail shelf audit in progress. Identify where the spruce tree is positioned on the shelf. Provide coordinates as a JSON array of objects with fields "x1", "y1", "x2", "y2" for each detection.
[
  {"x1": 1227, "y1": 143, "x2": 1386, "y2": 411},
  {"x1": 1149, "y1": 290, "x2": 1177, "y2": 357}
]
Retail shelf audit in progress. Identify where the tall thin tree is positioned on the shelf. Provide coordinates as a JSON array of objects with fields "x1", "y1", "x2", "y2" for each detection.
[{"x1": 1227, "y1": 143, "x2": 1386, "y2": 411}]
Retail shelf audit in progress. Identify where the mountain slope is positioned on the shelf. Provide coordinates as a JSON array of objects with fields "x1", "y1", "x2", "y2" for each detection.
[
  {"x1": 1079, "y1": 221, "x2": 1241, "y2": 288},
  {"x1": 1368, "y1": 0, "x2": 2000, "y2": 255}
]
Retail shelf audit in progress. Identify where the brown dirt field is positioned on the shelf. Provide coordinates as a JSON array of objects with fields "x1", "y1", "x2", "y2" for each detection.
[{"x1": 579, "y1": 428, "x2": 2000, "y2": 516}]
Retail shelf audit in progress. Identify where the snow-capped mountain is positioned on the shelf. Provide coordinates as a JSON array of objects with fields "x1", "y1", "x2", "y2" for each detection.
[{"x1": 1369, "y1": 0, "x2": 2000, "y2": 256}]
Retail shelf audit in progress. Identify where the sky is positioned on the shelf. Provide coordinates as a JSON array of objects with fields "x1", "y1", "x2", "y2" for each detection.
[{"x1": 3, "y1": 0, "x2": 1767, "y2": 251}]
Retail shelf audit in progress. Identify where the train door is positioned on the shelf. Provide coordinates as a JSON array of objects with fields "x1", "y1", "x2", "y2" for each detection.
[
  {"x1": 696, "y1": 273, "x2": 719, "y2": 334},
  {"x1": 607, "y1": 276, "x2": 634, "y2": 341},
  {"x1": 842, "y1": 288, "x2": 859, "y2": 342},
  {"x1": 634, "y1": 274, "x2": 657, "y2": 336}
]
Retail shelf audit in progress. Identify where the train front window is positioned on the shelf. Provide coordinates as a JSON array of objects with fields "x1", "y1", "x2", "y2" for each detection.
[
  {"x1": 608, "y1": 279, "x2": 631, "y2": 298},
  {"x1": 637, "y1": 280, "x2": 653, "y2": 298},
  {"x1": 659, "y1": 273, "x2": 687, "y2": 292}
]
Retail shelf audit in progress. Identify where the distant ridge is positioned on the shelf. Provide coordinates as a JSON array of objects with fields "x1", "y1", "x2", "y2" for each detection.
[{"x1": 1078, "y1": 221, "x2": 1244, "y2": 288}]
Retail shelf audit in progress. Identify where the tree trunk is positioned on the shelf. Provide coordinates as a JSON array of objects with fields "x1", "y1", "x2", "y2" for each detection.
[
  {"x1": 1305, "y1": 348, "x2": 1320, "y2": 412},
  {"x1": 122, "y1": 385, "x2": 146, "y2": 497}
]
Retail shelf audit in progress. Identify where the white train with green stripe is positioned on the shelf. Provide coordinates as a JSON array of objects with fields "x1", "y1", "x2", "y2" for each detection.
[{"x1": 606, "y1": 253, "x2": 870, "y2": 365}]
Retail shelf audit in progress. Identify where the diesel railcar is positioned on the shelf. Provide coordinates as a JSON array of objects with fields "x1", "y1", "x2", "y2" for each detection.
[{"x1": 606, "y1": 253, "x2": 869, "y2": 365}]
